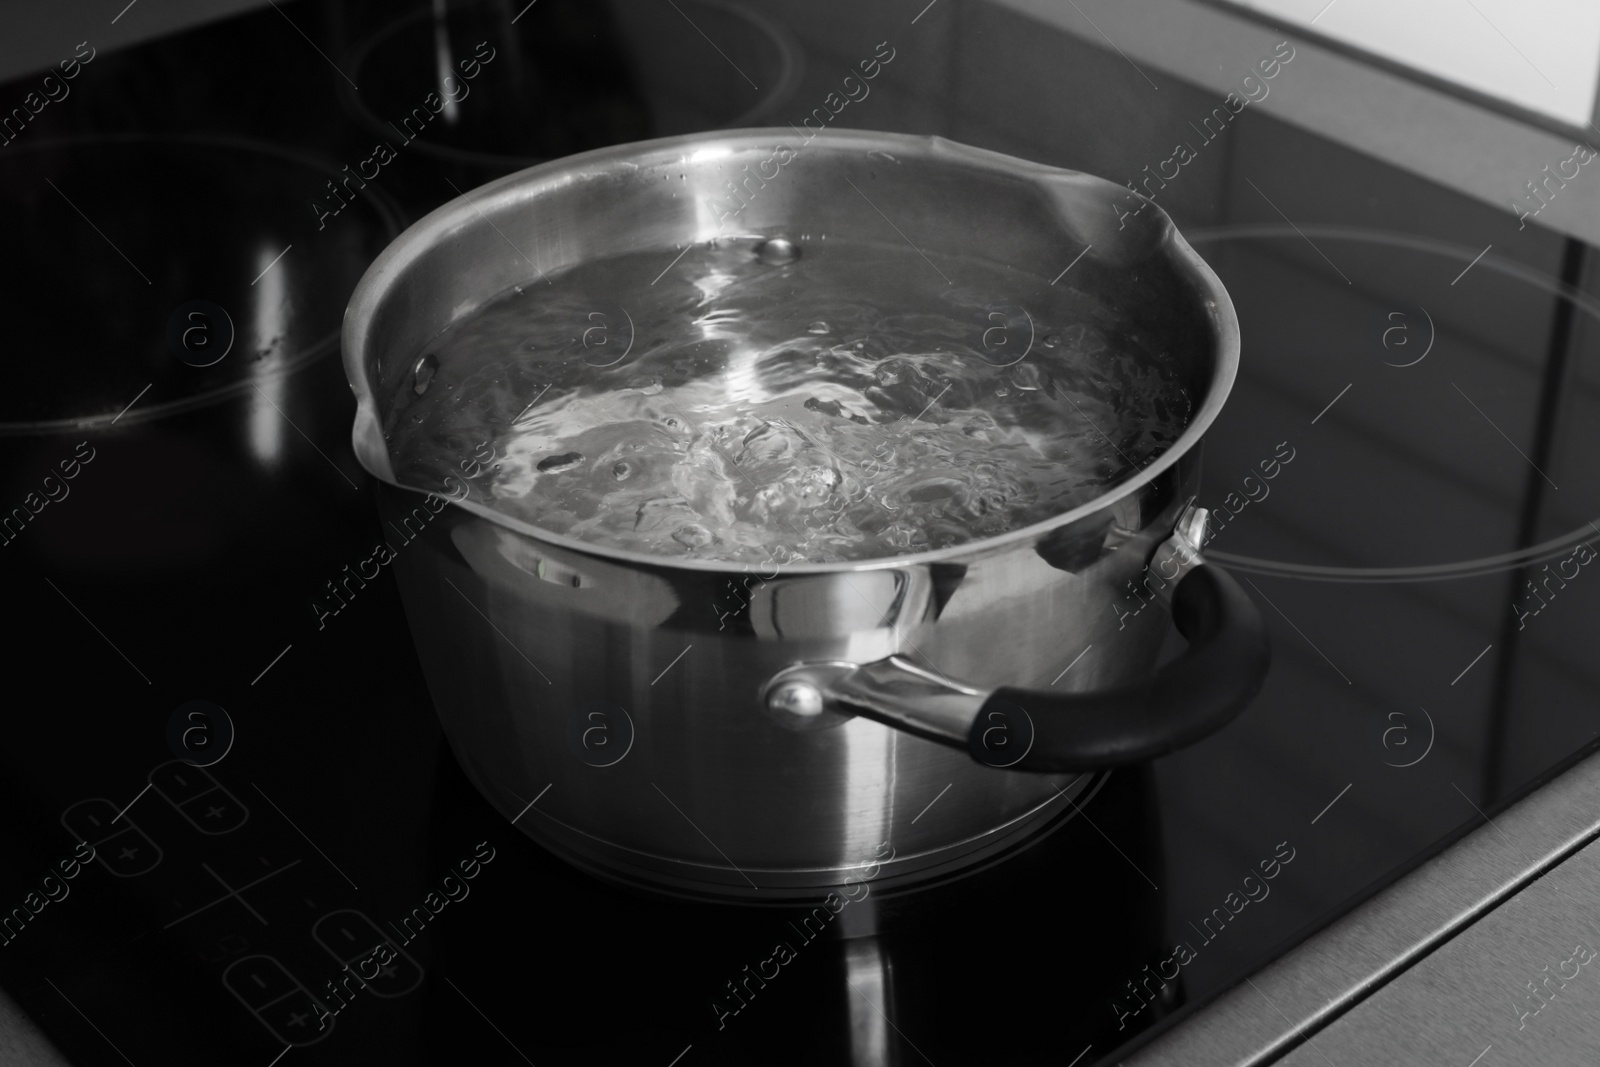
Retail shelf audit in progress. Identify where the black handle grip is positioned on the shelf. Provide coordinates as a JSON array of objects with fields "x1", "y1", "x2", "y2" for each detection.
[{"x1": 967, "y1": 564, "x2": 1269, "y2": 772}]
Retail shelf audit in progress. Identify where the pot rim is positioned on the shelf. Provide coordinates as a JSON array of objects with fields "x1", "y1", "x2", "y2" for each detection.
[{"x1": 343, "y1": 127, "x2": 1240, "y2": 576}]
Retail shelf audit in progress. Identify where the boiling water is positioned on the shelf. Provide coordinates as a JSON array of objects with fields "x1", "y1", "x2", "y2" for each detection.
[{"x1": 387, "y1": 236, "x2": 1191, "y2": 564}]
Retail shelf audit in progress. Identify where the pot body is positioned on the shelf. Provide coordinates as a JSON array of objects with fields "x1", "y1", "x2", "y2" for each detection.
[
  {"x1": 345, "y1": 129, "x2": 1237, "y2": 899},
  {"x1": 382, "y1": 454, "x2": 1193, "y2": 898}
]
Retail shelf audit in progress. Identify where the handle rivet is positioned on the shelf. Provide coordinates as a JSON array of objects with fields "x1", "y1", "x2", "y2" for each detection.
[{"x1": 767, "y1": 681, "x2": 824, "y2": 719}]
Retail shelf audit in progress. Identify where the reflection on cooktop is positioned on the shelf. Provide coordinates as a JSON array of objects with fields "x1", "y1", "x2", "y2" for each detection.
[
  {"x1": 0, "y1": 134, "x2": 400, "y2": 433},
  {"x1": 3, "y1": 2, "x2": 1600, "y2": 1066}
]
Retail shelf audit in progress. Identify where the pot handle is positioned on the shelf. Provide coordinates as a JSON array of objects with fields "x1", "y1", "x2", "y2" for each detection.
[{"x1": 761, "y1": 506, "x2": 1270, "y2": 772}]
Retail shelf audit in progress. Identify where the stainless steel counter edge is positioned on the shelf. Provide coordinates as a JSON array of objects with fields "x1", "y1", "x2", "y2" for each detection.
[
  {"x1": 1126, "y1": 743, "x2": 1600, "y2": 1066},
  {"x1": 0, "y1": 984, "x2": 69, "y2": 1067}
]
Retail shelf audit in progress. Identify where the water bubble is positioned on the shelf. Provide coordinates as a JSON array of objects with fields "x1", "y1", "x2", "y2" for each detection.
[
  {"x1": 804, "y1": 466, "x2": 842, "y2": 493},
  {"x1": 1043, "y1": 334, "x2": 1062, "y2": 348},
  {"x1": 756, "y1": 237, "x2": 800, "y2": 266},
  {"x1": 880, "y1": 521, "x2": 929, "y2": 550},
  {"x1": 807, "y1": 321, "x2": 830, "y2": 334},
  {"x1": 613, "y1": 461, "x2": 633, "y2": 481},
  {"x1": 412, "y1": 353, "x2": 438, "y2": 396},
  {"x1": 1010, "y1": 364, "x2": 1043, "y2": 391},
  {"x1": 537, "y1": 451, "x2": 585, "y2": 473},
  {"x1": 672, "y1": 523, "x2": 713, "y2": 548}
]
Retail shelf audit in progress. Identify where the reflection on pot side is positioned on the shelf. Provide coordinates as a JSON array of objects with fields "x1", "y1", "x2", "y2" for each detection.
[{"x1": 710, "y1": 843, "x2": 894, "y2": 1030}]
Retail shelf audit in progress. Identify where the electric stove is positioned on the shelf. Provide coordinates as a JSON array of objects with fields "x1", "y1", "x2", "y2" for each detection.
[{"x1": 2, "y1": 2, "x2": 1598, "y2": 1065}]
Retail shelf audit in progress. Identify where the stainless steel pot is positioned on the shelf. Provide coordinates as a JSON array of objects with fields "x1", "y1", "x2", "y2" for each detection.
[{"x1": 342, "y1": 129, "x2": 1267, "y2": 902}]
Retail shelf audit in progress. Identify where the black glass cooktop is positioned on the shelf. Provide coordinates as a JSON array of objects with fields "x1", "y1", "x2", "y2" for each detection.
[{"x1": 2, "y1": 2, "x2": 1598, "y2": 1065}]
